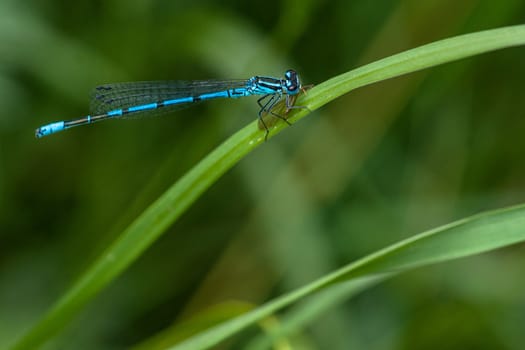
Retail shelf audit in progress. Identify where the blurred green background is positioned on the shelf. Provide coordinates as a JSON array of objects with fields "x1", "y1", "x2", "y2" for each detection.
[{"x1": 1, "y1": 0, "x2": 525, "y2": 349}]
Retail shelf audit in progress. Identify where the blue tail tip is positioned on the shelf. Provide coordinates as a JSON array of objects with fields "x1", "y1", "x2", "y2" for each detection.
[{"x1": 35, "y1": 121, "x2": 65, "y2": 138}]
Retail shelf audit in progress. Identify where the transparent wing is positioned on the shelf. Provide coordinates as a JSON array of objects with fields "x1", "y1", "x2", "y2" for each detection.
[{"x1": 89, "y1": 79, "x2": 249, "y2": 118}]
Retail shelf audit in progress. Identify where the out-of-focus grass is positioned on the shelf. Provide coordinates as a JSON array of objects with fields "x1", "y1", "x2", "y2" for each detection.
[{"x1": 169, "y1": 203, "x2": 525, "y2": 350}]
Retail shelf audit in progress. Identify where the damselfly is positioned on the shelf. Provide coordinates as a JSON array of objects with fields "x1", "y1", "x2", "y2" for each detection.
[{"x1": 35, "y1": 70, "x2": 306, "y2": 140}]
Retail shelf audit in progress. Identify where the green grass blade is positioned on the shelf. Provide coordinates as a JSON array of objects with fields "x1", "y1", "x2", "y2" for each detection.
[
  {"x1": 10, "y1": 24, "x2": 525, "y2": 350},
  {"x1": 264, "y1": 25, "x2": 525, "y2": 136},
  {"x1": 244, "y1": 275, "x2": 392, "y2": 350},
  {"x1": 170, "y1": 204, "x2": 525, "y2": 350},
  {"x1": 306, "y1": 25, "x2": 525, "y2": 111},
  {"x1": 10, "y1": 121, "x2": 268, "y2": 350}
]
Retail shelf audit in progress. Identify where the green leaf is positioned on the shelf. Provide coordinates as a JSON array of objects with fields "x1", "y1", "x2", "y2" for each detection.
[
  {"x1": 10, "y1": 24, "x2": 525, "y2": 350},
  {"x1": 170, "y1": 204, "x2": 525, "y2": 350}
]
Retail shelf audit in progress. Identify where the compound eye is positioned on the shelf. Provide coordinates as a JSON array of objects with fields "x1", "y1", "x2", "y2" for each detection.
[
  {"x1": 286, "y1": 80, "x2": 298, "y2": 92},
  {"x1": 285, "y1": 69, "x2": 296, "y2": 80},
  {"x1": 284, "y1": 69, "x2": 300, "y2": 93}
]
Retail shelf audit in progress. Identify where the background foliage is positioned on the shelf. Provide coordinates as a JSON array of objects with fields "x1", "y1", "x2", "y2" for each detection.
[{"x1": 1, "y1": 0, "x2": 525, "y2": 349}]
